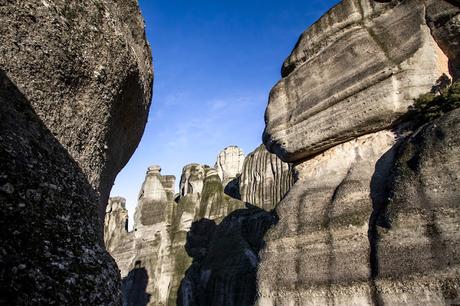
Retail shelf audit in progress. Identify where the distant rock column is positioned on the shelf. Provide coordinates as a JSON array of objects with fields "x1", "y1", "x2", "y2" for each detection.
[{"x1": 239, "y1": 145, "x2": 294, "y2": 211}]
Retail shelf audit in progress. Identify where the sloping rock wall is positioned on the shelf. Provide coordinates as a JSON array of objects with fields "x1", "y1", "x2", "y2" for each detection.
[{"x1": 0, "y1": 1, "x2": 152, "y2": 304}]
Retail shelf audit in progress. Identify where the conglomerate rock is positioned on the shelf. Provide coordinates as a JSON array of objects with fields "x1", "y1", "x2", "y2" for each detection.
[
  {"x1": 0, "y1": 0, "x2": 153, "y2": 217},
  {"x1": 372, "y1": 108, "x2": 460, "y2": 304},
  {"x1": 0, "y1": 0, "x2": 152, "y2": 304}
]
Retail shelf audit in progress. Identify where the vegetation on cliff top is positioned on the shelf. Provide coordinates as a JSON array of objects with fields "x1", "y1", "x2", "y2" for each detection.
[{"x1": 409, "y1": 80, "x2": 460, "y2": 124}]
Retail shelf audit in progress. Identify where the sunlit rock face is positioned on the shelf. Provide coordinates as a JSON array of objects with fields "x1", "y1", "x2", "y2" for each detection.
[
  {"x1": 239, "y1": 144, "x2": 294, "y2": 211},
  {"x1": 105, "y1": 163, "x2": 246, "y2": 306},
  {"x1": 0, "y1": 0, "x2": 152, "y2": 304},
  {"x1": 105, "y1": 197, "x2": 129, "y2": 253},
  {"x1": 215, "y1": 146, "x2": 245, "y2": 186},
  {"x1": 263, "y1": 0, "x2": 453, "y2": 163},
  {"x1": 257, "y1": 0, "x2": 460, "y2": 305},
  {"x1": 106, "y1": 143, "x2": 296, "y2": 305}
]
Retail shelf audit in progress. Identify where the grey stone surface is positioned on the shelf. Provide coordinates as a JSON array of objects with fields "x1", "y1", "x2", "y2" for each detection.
[
  {"x1": 0, "y1": 70, "x2": 121, "y2": 305},
  {"x1": 239, "y1": 144, "x2": 294, "y2": 211},
  {"x1": 256, "y1": 131, "x2": 397, "y2": 305},
  {"x1": 215, "y1": 146, "x2": 245, "y2": 186},
  {"x1": 256, "y1": 1, "x2": 460, "y2": 305},
  {"x1": 178, "y1": 207, "x2": 277, "y2": 306},
  {"x1": 0, "y1": 1, "x2": 152, "y2": 304},
  {"x1": 263, "y1": 0, "x2": 456, "y2": 163},
  {"x1": 372, "y1": 108, "x2": 460, "y2": 304},
  {"x1": 0, "y1": 0, "x2": 153, "y2": 217},
  {"x1": 105, "y1": 164, "x2": 246, "y2": 306}
]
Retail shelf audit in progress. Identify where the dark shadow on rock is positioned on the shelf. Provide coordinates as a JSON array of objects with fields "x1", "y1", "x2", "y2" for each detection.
[
  {"x1": 122, "y1": 264, "x2": 151, "y2": 306},
  {"x1": 0, "y1": 70, "x2": 120, "y2": 303},
  {"x1": 177, "y1": 205, "x2": 278, "y2": 306},
  {"x1": 223, "y1": 176, "x2": 241, "y2": 200},
  {"x1": 367, "y1": 138, "x2": 402, "y2": 306}
]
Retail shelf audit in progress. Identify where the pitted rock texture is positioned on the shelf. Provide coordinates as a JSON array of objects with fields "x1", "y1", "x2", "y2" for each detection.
[
  {"x1": 263, "y1": 0, "x2": 456, "y2": 162},
  {"x1": 370, "y1": 108, "x2": 460, "y2": 304},
  {"x1": 257, "y1": 131, "x2": 397, "y2": 305},
  {"x1": 239, "y1": 145, "x2": 294, "y2": 211},
  {"x1": 215, "y1": 146, "x2": 245, "y2": 185},
  {"x1": 0, "y1": 0, "x2": 153, "y2": 216},
  {"x1": 0, "y1": 1, "x2": 152, "y2": 304},
  {"x1": 0, "y1": 71, "x2": 121, "y2": 305}
]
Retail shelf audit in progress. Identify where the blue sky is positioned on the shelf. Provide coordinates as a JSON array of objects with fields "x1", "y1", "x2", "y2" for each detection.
[{"x1": 111, "y1": 0, "x2": 340, "y2": 226}]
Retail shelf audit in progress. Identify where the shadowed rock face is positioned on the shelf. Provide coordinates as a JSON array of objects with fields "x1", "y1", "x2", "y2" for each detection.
[
  {"x1": 371, "y1": 108, "x2": 460, "y2": 304},
  {"x1": 263, "y1": 0, "x2": 456, "y2": 163},
  {"x1": 0, "y1": 1, "x2": 152, "y2": 304},
  {"x1": 0, "y1": 0, "x2": 153, "y2": 218},
  {"x1": 106, "y1": 144, "x2": 294, "y2": 305},
  {"x1": 0, "y1": 71, "x2": 121, "y2": 304},
  {"x1": 178, "y1": 207, "x2": 278, "y2": 306},
  {"x1": 257, "y1": 0, "x2": 460, "y2": 305}
]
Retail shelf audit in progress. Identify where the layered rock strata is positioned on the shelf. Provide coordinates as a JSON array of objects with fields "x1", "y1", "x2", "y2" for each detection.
[
  {"x1": 257, "y1": 0, "x2": 460, "y2": 305},
  {"x1": 263, "y1": 0, "x2": 454, "y2": 162},
  {"x1": 0, "y1": 1, "x2": 152, "y2": 304}
]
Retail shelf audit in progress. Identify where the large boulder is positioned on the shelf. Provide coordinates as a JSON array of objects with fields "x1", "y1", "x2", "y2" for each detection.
[
  {"x1": 0, "y1": 0, "x2": 153, "y2": 217},
  {"x1": 263, "y1": 0, "x2": 457, "y2": 162},
  {"x1": 0, "y1": 0, "x2": 152, "y2": 304}
]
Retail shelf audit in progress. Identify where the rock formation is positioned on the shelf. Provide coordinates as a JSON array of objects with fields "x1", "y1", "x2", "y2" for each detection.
[
  {"x1": 0, "y1": 1, "x2": 152, "y2": 304},
  {"x1": 257, "y1": 0, "x2": 460, "y2": 305},
  {"x1": 0, "y1": 0, "x2": 153, "y2": 218},
  {"x1": 106, "y1": 144, "x2": 292, "y2": 305},
  {"x1": 239, "y1": 144, "x2": 294, "y2": 211},
  {"x1": 263, "y1": 0, "x2": 455, "y2": 163},
  {"x1": 215, "y1": 146, "x2": 245, "y2": 185}
]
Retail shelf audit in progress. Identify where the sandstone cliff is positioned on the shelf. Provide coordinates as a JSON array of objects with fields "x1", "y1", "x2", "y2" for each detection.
[
  {"x1": 257, "y1": 0, "x2": 460, "y2": 305},
  {"x1": 0, "y1": 1, "x2": 152, "y2": 304},
  {"x1": 106, "y1": 145, "x2": 292, "y2": 305}
]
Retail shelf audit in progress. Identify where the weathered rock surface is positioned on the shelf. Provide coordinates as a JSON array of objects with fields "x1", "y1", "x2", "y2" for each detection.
[
  {"x1": 257, "y1": 131, "x2": 397, "y2": 305},
  {"x1": 106, "y1": 144, "x2": 293, "y2": 305},
  {"x1": 239, "y1": 145, "x2": 294, "y2": 211},
  {"x1": 371, "y1": 108, "x2": 460, "y2": 304},
  {"x1": 0, "y1": 1, "x2": 152, "y2": 304},
  {"x1": 0, "y1": 0, "x2": 153, "y2": 217},
  {"x1": 215, "y1": 146, "x2": 245, "y2": 185},
  {"x1": 106, "y1": 163, "x2": 246, "y2": 306},
  {"x1": 178, "y1": 207, "x2": 277, "y2": 306},
  {"x1": 0, "y1": 67, "x2": 122, "y2": 305},
  {"x1": 257, "y1": 0, "x2": 460, "y2": 305},
  {"x1": 105, "y1": 197, "x2": 129, "y2": 253},
  {"x1": 263, "y1": 0, "x2": 456, "y2": 162}
]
